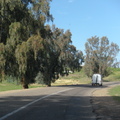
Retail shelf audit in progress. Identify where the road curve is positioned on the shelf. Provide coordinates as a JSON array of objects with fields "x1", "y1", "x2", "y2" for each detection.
[{"x1": 0, "y1": 82, "x2": 119, "y2": 120}]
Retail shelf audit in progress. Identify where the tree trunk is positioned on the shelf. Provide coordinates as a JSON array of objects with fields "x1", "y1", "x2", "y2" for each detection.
[
  {"x1": 47, "y1": 83, "x2": 51, "y2": 87},
  {"x1": 23, "y1": 84, "x2": 29, "y2": 89},
  {"x1": 21, "y1": 76, "x2": 29, "y2": 89},
  {"x1": 46, "y1": 78, "x2": 51, "y2": 87}
]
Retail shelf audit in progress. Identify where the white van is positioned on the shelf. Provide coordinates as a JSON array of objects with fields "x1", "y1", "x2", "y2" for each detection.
[{"x1": 92, "y1": 74, "x2": 102, "y2": 86}]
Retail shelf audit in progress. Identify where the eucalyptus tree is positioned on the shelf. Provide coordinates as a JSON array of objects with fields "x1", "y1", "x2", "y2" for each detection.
[
  {"x1": 14, "y1": 0, "x2": 53, "y2": 88},
  {"x1": 35, "y1": 25, "x2": 72, "y2": 86},
  {"x1": 84, "y1": 36, "x2": 120, "y2": 77},
  {"x1": 0, "y1": 43, "x2": 5, "y2": 82},
  {"x1": 0, "y1": 0, "x2": 32, "y2": 82},
  {"x1": 34, "y1": 25, "x2": 84, "y2": 86},
  {"x1": 0, "y1": 0, "x2": 53, "y2": 88}
]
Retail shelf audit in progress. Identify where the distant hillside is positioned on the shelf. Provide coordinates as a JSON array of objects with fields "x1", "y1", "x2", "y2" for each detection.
[{"x1": 104, "y1": 68, "x2": 120, "y2": 82}]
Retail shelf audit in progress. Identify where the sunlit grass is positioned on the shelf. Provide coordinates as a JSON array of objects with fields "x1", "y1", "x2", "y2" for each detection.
[
  {"x1": 109, "y1": 85, "x2": 120, "y2": 102},
  {"x1": 0, "y1": 81, "x2": 22, "y2": 92},
  {"x1": 0, "y1": 81, "x2": 45, "y2": 92},
  {"x1": 52, "y1": 70, "x2": 91, "y2": 86}
]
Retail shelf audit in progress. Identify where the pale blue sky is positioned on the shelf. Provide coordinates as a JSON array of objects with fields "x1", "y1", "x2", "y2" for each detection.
[{"x1": 49, "y1": 0, "x2": 120, "y2": 61}]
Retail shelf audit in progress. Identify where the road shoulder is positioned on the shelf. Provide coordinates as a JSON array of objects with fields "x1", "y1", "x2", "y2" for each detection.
[{"x1": 91, "y1": 85, "x2": 120, "y2": 120}]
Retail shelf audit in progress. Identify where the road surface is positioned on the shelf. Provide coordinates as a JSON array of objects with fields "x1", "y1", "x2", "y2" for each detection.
[{"x1": 0, "y1": 82, "x2": 120, "y2": 120}]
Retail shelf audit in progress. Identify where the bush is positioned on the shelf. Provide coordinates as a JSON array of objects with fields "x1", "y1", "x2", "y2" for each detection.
[
  {"x1": 2, "y1": 75, "x2": 20, "y2": 85},
  {"x1": 35, "y1": 72, "x2": 45, "y2": 84}
]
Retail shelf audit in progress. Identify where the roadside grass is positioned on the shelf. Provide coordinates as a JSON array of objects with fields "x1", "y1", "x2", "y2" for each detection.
[
  {"x1": 0, "y1": 81, "x2": 45, "y2": 92},
  {"x1": 109, "y1": 85, "x2": 120, "y2": 102},
  {"x1": 104, "y1": 68, "x2": 120, "y2": 102},
  {"x1": 0, "y1": 81, "x2": 22, "y2": 92}
]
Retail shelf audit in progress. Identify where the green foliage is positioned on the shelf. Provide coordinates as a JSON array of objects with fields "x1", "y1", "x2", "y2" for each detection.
[
  {"x1": 110, "y1": 68, "x2": 120, "y2": 72},
  {"x1": 103, "y1": 68, "x2": 120, "y2": 82},
  {"x1": 0, "y1": 0, "x2": 83, "y2": 88},
  {"x1": 4, "y1": 75, "x2": 20, "y2": 84},
  {"x1": 0, "y1": 43, "x2": 5, "y2": 69},
  {"x1": 35, "y1": 72, "x2": 44, "y2": 84}
]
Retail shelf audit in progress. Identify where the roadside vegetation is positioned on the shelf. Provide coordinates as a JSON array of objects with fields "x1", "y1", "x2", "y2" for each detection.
[
  {"x1": 52, "y1": 69, "x2": 91, "y2": 86},
  {"x1": 103, "y1": 68, "x2": 120, "y2": 82},
  {"x1": 0, "y1": 69, "x2": 90, "y2": 92},
  {"x1": 0, "y1": 80, "x2": 47, "y2": 92},
  {"x1": 109, "y1": 85, "x2": 120, "y2": 102},
  {"x1": 104, "y1": 68, "x2": 120, "y2": 102},
  {"x1": 1, "y1": 68, "x2": 120, "y2": 92},
  {"x1": 0, "y1": 81, "x2": 22, "y2": 92}
]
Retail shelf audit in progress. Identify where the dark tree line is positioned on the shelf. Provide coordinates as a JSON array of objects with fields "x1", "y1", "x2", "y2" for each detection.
[{"x1": 0, "y1": 0, "x2": 84, "y2": 88}]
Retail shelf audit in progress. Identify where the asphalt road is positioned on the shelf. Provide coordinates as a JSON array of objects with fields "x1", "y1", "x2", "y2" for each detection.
[{"x1": 0, "y1": 82, "x2": 120, "y2": 120}]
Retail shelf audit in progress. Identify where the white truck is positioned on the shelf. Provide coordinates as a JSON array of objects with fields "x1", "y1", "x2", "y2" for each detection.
[{"x1": 92, "y1": 74, "x2": 102, "y2": 86}]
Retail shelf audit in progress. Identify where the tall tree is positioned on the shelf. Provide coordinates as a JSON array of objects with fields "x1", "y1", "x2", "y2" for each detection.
[
  {"x1": 35, "y1": 25, "x2": 84, "y2": 86},
  {"x1": 0, "y1": 0, "x2": 53, "y2": 88},
  {"x1": 0, "y1": 0, "x2": 32, "y2": 82},
  {"x1": 14, "y1": 0, "x2": 53, "y2": 88},
  {"x1": 84, "y1": 36, "x2": 120, "y2": 77}
]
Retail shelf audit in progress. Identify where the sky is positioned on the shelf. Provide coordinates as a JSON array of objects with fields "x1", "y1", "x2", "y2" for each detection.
[{"x1": 48, "y1": 0, "x2": 120, "y2": 61}]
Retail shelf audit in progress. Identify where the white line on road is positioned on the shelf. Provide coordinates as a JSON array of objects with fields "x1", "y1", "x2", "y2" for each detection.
[{"x1": 0, "y1": 88, "x2": 74, "y2": 120}]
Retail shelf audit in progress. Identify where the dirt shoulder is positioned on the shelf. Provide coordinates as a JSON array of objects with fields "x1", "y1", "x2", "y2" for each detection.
[{"x1": 91, "y1": 85, "x2": 120, "y2": 120}]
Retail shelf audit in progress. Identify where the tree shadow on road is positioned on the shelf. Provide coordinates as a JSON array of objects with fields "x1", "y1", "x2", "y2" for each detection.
[
  {"x1": 55, "y1": 84, "x2": 108, "y2": 88},
  {"x1": 0, "y1": 86, "x2": 120, "y2": 120}
]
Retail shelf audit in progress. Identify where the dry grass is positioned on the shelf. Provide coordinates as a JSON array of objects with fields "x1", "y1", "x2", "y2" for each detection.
[{"x1": 52, "y1": 71, "x2": 91, "y2": 86}]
